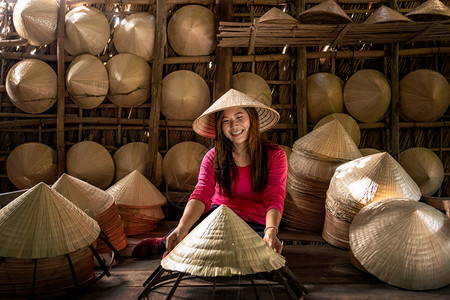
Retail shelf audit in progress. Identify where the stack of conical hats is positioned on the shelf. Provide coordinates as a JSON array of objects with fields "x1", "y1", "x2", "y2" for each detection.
[
  {"x1": 53, "y1": 174, "x2": 127, "y2": 253},
  {"x1": 107, "y1": 170, "x2": 167, "y2": 235},
  {"x1": 323, "y1": 152, "x2": 421, "y2": 249},
  {"x1": 349, "y1": 199, "x2": 450, "y2": 290},
  {"x1": 283, "y1": 120, "x2": 361, "y2": 232},
  {"x1": 162, "y1": 205, "x2": 285, "y2": 276},
  {"x1": 0, "y1": 183, "x2": 99, "y2": 296}
]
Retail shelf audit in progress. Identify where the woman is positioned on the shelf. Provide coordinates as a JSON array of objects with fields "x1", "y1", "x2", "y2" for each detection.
[{"x1": 133, "y1": 88, "x2": 287, "y2": 257}]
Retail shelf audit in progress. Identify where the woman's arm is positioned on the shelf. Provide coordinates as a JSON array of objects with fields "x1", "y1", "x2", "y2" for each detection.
[
  {"x1": 166, "y1": 199, "x2": 206, "y2": 252},
  {"x1": 264, "y1": 208, "x2": 283, "y2": 254}
]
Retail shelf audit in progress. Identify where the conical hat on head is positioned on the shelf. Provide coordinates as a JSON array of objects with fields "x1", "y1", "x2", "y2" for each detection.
[
  {"x1": 363, "y1": 6, "x2": 413, "y2": 24},
  {"x1": 297, "y1": 0, "x2": 353, "y2": 24},
  {"x1": 107, "y1": 170, "x2": 166, "y2": 208},
  {"x1": 192, "y1": 89, "x2": 280, "y2": 138},
  {"x1": 161, "y1": 205, "x2": 285, "y2": 276},
  {"x1": 349, "y1": 199, "x2": 450, "y2": 290},
  {"x1": 259, "y1": 7, "x2": 299, "y2": 24},
  {"x1": 0, "y1": 183, "x2": 100, "y2": 259},
  {"x1": 52, "y1": 173, "x2": 114, "y2": 217},
  {"x1": 406, "y1": 0, "x2": 450, "y2": 21}
]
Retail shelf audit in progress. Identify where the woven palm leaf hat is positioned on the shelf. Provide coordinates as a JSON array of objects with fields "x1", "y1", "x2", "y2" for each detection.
[
  {"x1": 12, "y1": 0, "x2": 58, "y2": 46},
  {"x1": 66, "y1": 54, "x2": 108, "y2": 109},
  {"x1": 406, "y1": 0, "x2": 450, "y2": 21},
  {"x1": 259, "y1": 7, "x2": 299, "y2": 24},
  {"x1": 297, "y1": 0, "x2": 353, "y2": 24},
  {"x1": 65, "y1": 6, "x2": 110, "y2": 56},
  {"x1": 0, "y1": 183, "x2": 100, "y2": 259},
  {"x1": 314, "y1": 113, "x2": 360, "y2": 146},
  {"x1": 363, "y1": 5, "x2": 413, "y2": 24},
  {"x1": 399, "y1": 147, "x2": 445, "y2": 196},
  {"x1": 113, "y1": 12, "x2": 156, "y2": 62},
  {"x1": 6, "y1": 142, "x2": 57, "y2": 189},
  {"x1": 6, "y1": 59, "x2": 57, "y2": 114},
  {"x1": 193, "y1": 88, "x2": 280, "y2": 139},
  {"x1": 162, "y1": 205, "x2": 285, "y2": 276},
  {"x1": 349, "y1": 199, "x2": 450, "y2": 290},
  {"x1": 232, "y1": 72, "x2": 272, "y2": 107},
  {"x1": 399, "y1": 69, "x2": 449, "y2": 122}
]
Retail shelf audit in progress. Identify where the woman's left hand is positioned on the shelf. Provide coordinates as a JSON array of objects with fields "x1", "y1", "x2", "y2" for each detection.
[{"x1": 263, "y1": 228, "x2": 283, "y2": 254}]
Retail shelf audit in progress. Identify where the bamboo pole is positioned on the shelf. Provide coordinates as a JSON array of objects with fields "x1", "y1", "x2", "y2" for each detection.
[
  {"x1": 147, "y1": 0, "x2": 166, "y2": 182},
  {"x1": 295, "y1": 0, "x2": 308, "y2": 138},
  {"x1": 56, "y1": 0, "x2": 66, "y2": 177},
  {"x1": 391, "y1": 42, "x2": 400, "y2": 160}
]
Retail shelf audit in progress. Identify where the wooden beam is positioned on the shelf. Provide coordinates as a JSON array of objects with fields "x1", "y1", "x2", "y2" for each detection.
[
  {"x1": 390, "y1": 42, "x2": 400, "y2": 160},
  {"x1": 56, "y1": 0, "x2": 66, "y2": 177},
  {"x1": 295, "y1": 0, "x2": 308, "y2": 138}
]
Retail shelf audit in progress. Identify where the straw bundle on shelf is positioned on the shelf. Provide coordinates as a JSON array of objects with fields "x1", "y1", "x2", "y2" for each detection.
[
  {"x1": 232, "y1": 72, "x2": 272, "y2": 107},
  {"x1": 405, "y1": 0, "x2": 450, "y2": 21},
  {"x1": 283, "y1": 120, "x2": 361, "y2": 232},
  {"x1": 161, "y1": 70, "x2": 211, "y2": 120},
  {"x1": 6, "y1": 59, "x2": 57, "y2": 114},
  {"x1": 66, "y1": 54, "x2": 108, "y2": 109},
  {"x1": 162, "y1": 141, "x2": 209, "y2": 192},
  {"x1": 259, "y1": 7, "x2": 299, "y2": 24},
  {"x1": 363, "y1": 6, "x2": 413, "y2": 24},
  {"x1": 399, "y1": 69, "x2": 449, "y2": 122},
  {"x1": 314, "y1": 113, "x2": 360, "y2": 146},
  {"x1": 323, "y1": 152, "x2": 421, "y2": 249},
  {"x1": 399, "y1": 147, "x2": 445, "y2": 196},
  {"x1": 64, "y1": 6, "x2": 109, "y2": 56},
  {"x1": 167, "y1": 5, "x2": 216, "y2": 56},
  {"x1": 52, "y1": 174, "x2": 127, "y2": 253},
  {"x1": 343, "y1": 69, "x2": 391, "y2": 123},
  {"x1": 113, "y1": 12, "x2": 156, "y2": 62},
  {"x1": 306, "y1": 73, "x2": 344, "y2": 124},
  {"x1": 107, "y1": 170, "x2": 166, "y2": 235},
  {"x1": 106, "y1": 53, "x2": 151, "y2": 107},
  {"x1": 349, "y1": 199, "x2": 450, "y2": 290},
  {"x1": 6, "y1": 142, "x2": 57, "y2": 189},
  {"x1": 113, "y1": 142, "x2": 163, "y2": 186},
  {"x1": 162, "y1": 205, "x2": 285, "y2": 276},
  {"x1": 297, "y1": 0, "x2": 353, "y2": 24},
  {"x1": 66, "y1": 141, "x2": 115, "y2": 189},
  {"x1": 12, "y1": 0, "x2": 58, "y2": 46}
]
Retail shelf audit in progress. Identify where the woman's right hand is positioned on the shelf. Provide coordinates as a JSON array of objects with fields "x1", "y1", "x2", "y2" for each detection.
[{"x1": 166, "y1": 225, "x2": 189, "y2": 252}]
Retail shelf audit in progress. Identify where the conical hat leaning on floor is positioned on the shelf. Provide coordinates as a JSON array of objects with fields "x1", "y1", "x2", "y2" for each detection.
[{"x1": 161, "y1": 205, "x2": 285, "y2": 276}]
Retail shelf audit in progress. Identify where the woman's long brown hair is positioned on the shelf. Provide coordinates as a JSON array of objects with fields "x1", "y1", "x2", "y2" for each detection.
[{"x1": 213, "y1": 107, "x2": 269, "y2": 196}]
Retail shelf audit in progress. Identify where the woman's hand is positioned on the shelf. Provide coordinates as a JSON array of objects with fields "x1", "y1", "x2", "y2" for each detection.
[
  {"x1": 263, "y1": 227, "x2": 283, "y2": 254},
  {"x1": 166, "y1": 225, "x2": 189, "y2": 252}
]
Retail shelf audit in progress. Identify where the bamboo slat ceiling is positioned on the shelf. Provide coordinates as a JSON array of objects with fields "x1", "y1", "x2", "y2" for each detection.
[{"x1": 218, "y1": 20, "x2": 450, "y2": 47}]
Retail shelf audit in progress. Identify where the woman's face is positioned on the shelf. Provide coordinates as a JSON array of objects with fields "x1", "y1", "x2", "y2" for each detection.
[{"x1": 221, "y1": 107, "x2": 250, "y2": 146}]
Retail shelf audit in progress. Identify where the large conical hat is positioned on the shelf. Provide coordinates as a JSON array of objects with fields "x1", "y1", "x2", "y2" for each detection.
[
  {"x1": 406, "y1": 0, "x2": 450, "y2": 21},
  {"x1": 363, "y1": 5, "x2": 413, "y2": 24},
  {"x1": 65, "y1": 6, "x2": 110, "y2": 56},
  {"x1": 259, "y1": 7, "x2": 299, "y2": 24},
  {"x1": 12, "y1": 0, "x2": 58, "y2": 46},
  {"x1": 66, "y1": 141, "x2": 115, "y2": 189},
  {"x1": 6, "y1": 59, "x2": 57, "y2": 114},
  {"x1": 113, "y1": 12, "x2": 156, "y2": 62},
  {"x1": 107, "y1": 170, "x2": 166, "y2": 208},
  {"x1": 66, "y1": 54, "x2": 108, "y2": 109},
  {"x1": 193, "y1": 89, "x2": 280, "y2": 139},
  {"x1": 399, "y1": 147, "x2": 444, "y2": 196},
  {"x1": 161, "y1": 70, "x2": 211, "y2": 120},
  {"x1": 167, "y1": 5, "x2": 216, "y2": 56},
  {"x1": 161, "y1": 205, "x2": 286, "y2": 276},
  {"x1": 113, "y1": 142, "x2": 163, "y2": 186},
  {"x1": 6, "y1": 142, "x2": 57, "y2": 189},
  {"x1": 349, "y1": 199, "x2": 450, "y2": 290},
  {"x1": 297, "y1": 0, "x2": 353, "y2": 24},
  {"x1": 52, "y1": 173, "x2": 114, "y2": 217},
  {"x1": 306, "y1": 73, "x2": 344, "y2": 124},
  {"x1": 327, "y1": 152, "x2": 421, "y2": 222},
  {"x1": 162, "y1": 142, "x2": 208, "y2": 191},
  {"x1": 0, "y1": 183, "x2": 100, "y2": 259},
  {"x1": 106, "y1": 53, "x2": 151, "y2": 107},
  {"x1": 344, "y1": 69, "x2": 391, "y2": 123},
  {"x1": 292, "y1": 119, "x2": 362, "y2": 161},
  {"x1": 399, "y1": 69, "x2": 449, "y2": 122},
  {"x1": 232, "y1": 72, "x2": 272, "y2": 107},
  {"x1": 314, "y1": 113, "x2": 360, "y2": 146}
]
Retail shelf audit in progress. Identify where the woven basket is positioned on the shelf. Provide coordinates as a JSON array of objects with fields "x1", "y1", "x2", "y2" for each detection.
[{"x1": 232, "y1": 72, "x2": 272, "y2": 107}]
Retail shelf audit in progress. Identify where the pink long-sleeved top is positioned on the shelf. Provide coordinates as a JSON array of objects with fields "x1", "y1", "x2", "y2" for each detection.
[{"x1": 189, "y1": 145, "x2": 287, "y2": 225}]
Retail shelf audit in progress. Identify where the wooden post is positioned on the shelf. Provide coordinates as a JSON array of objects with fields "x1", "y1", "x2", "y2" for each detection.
[
  {"x1": 147, "y1": 0, "x2": 166, "y2": 181},
  {"x1": 56, "y1": 0, "x2": 66, "y2": 176},
  {"x1": 214, "y1": 0, "x2": 233, "y2": 100},
  {"x1": 390, "y1": 0, "x2": 400, "y2": 160},
  {"x1": 295, "y1": 0, "x2": 308, "y2": 137}
]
